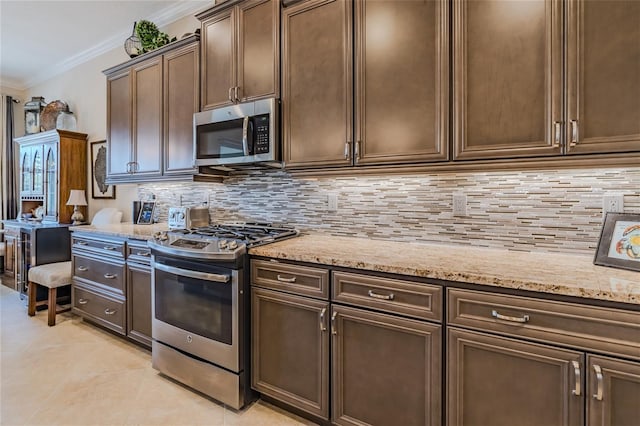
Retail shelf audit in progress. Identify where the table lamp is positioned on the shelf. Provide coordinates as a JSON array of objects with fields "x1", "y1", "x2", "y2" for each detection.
[{"x1": 66, "y1": 189, "x2": 88, "y2": 225}]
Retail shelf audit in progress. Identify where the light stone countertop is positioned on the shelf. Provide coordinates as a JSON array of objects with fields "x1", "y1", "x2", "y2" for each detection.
[
  {"x1": 249, "y1": 234, "x2": 640, "y2": 306},
  {"x1": 67, "y1": 226, "x2": 640, "y2": 306},
  {"x1": 69, "y1": 222, "x2": 168, "y2": 240}
]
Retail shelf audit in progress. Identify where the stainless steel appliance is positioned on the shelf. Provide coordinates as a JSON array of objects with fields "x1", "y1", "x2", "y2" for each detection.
[
  {"x1": 194, "y1": 98, "x2": 279, "y2": 167},
  {"x1": 148, "y1": 223, "x2": 298, "y2": 409},
  {"x1": 167, "y1": 206, "x2": 210, "y2": 230}
]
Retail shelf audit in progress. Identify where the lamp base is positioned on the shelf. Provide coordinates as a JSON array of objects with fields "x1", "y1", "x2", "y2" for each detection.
[{"x1": 71, "y1": 206, "x2": 84, "y2": 225}]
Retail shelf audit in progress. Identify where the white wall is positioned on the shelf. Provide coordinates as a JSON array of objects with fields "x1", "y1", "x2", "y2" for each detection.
[{"x1": 23, "y1": 14, "x2": 200, "y2": 222}]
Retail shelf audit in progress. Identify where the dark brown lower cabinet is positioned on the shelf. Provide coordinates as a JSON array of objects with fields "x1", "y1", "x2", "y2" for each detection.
[
  {"x1": 587, "y1": 355, "x2": 640, "y2": 426},
  {"x1": 448, "y1": 327, "x2": 584, "y2": 426},
  {"x1": 332, "y1": 305, "x2": 442, "y2": 426},
  {"x1": 126, "y1": 261, "x2": 152, "y2": 348},
  {"x1": 251, "y1": 287, "x2": 330, "y2": 418}
]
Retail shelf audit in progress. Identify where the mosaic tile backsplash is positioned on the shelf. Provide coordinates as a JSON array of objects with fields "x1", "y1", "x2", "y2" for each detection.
[{"x1": 139, "y1": 167, "x2": 640, "y2": 255}]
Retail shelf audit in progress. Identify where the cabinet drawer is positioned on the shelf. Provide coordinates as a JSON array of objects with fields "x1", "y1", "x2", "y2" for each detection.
[
  {"x1": 126, "y1": 241, "x2": 152, "y2": 265},
  {"x1": 332, "y1": 271, "x2": 442, "y2": 322},
  {"x1": 73, "y1": 254, "x2": 125, "y2": 296},
  {"x1": 72, "y1": 235, "x2": 125, "y2": 258},
  {"x1": 251, "y1": 259, "x2": 329, "y2": 299},
  {"x1": 73, "y1": 285, "x2": 125, "y2": 335},
  {"x1": 448, "y1": 288, "x2": 640, "y2": 361}
]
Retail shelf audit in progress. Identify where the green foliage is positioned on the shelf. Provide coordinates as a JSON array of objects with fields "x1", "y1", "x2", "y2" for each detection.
[{"x1": 135, "y1": 20, "x2": 176, "y2": 53}]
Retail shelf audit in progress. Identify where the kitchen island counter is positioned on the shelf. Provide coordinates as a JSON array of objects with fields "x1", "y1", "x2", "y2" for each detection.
[{"x1": 249, "y1": 234, "x2": 640, "y2": 306}]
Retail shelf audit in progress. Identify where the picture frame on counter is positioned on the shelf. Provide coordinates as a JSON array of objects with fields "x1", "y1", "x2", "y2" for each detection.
[
  {"x1": 136, "y1": 201, "x2": 155, "y2": 225},
  {"x1": 594, "y1": 212, "x2": 640, "y2": 272},
  {"x1": 90, "y1": 140, "x2": 115, "y2": 199}
]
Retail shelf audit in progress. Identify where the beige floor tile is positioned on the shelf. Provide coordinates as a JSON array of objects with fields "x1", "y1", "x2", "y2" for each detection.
[{"x1": 0, "y1": 282, "x2": 314, "y2": 426}]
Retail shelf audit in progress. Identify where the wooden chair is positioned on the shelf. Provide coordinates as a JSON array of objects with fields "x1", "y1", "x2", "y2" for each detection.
[{"x1": 27, "y1": 261, "x2": 72, "y2": 326}]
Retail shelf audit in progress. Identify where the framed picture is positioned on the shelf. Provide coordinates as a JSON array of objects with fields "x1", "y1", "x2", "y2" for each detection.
[
  {"x1": 594, "y1": 213, "x2": 640, "y2": 272},
  {"x1": 137, "y1": 201, "x2": 155, "y2": 225},
  {"x1": 90, "y1": 140, "x2": 115, "y2": 199}
]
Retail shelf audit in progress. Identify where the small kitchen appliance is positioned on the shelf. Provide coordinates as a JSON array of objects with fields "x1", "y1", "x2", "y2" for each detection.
[{"x1": 167, "y1": 205, "x2": 210, "y2": 230}]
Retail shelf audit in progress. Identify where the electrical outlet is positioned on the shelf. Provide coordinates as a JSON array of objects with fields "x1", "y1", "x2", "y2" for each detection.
[
  {"x1": 602, "y1": 193, "x2": 624, "y2": 220},
  {"x1": 453, "y1": 194, "x2": 467, "y2": 217},
  {"x1": 328, "y1": 193, "x2": 338, "y2": 212}
]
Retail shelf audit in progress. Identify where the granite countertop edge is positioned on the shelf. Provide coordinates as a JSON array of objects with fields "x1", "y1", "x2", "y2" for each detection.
[{"x1": 67, "y1": 226, "x2": 640, "y2": 306}]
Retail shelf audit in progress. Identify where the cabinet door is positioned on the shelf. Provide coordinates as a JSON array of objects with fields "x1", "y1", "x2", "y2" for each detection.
[
  {"x1": 282, "y1": 0, "x2": 353, "y2": 168},
  {"x1": 132, "y1": 58, "x2": 162, "y2": 177},
  {"x1": 355, "y1": 0, "x2": 449, "y2": 165},
  {"x1": 237, "y1": 0, "x2": 279, "y2": 102},
  {"x1": 453, "y1": 0, "x2": 563, "y2": 160},
  {"x1": 332, "y1": 305, "x2": 441, "y2": 426},
  {"x1": 566, "y1": 0, "x2": 640, "y2": 154},
  {"x1": 587, "y1": 355, "x2": 640, "y2": 426},
  {"x1": 448, "y1": 328, "x2": 583, "y2": 426},
  {"x1": 43, "y1": 144, "x2": 57, "y2": 222},
  {"x1": 4, "y1": 235, "x2": 16, "y2": 278},
  {"x1": 164, "y1": 42, "x2": 199, "y2": 176},
  {"x1": 201, "y1": 8, "x2": 236, "y2": 110},
  {"x1": 31, "y1": 145, "x2": 44, "y2": 196},
  {"x1": 107, "y1": 69, "x2": 132, "y2": 177},
  {"x1": 20, "y1": 146, "x2": 32, "y2": 195},
  {"x1": 126, "y1": 262, "x2": 152, "y2": 347},
  {"x1": 251, "y1": 287, "x2": 330, "y2": 419}
]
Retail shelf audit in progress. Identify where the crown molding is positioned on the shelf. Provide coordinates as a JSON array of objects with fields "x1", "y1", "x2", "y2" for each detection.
[{"x1": 14, "y1": 1, "x2": 209, "y2": 91}]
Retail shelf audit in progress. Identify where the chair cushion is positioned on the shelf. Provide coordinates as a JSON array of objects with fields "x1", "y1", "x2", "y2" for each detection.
[{"x1": 28, "y1": 261, "x2": 72, "y2": 288}]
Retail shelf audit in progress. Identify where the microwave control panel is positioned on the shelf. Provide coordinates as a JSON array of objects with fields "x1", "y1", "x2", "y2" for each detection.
[{"x1": 254, "y1": 114, "x2": 270, "y2": 154}]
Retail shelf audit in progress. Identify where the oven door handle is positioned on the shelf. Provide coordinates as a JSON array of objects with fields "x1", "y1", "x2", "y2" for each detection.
[{"x1": 154, "y1": 262, "x2": 230, "y2": 283}]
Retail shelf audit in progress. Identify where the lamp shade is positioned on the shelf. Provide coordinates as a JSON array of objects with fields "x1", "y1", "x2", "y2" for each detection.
[{"x1": 66, "y1": 189, "x2": 88, "y2": 206}]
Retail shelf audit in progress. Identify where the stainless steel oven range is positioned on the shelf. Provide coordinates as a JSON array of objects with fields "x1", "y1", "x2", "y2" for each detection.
[{"x1": 148, "y1": 223, "x2": 298, "y2": 409}]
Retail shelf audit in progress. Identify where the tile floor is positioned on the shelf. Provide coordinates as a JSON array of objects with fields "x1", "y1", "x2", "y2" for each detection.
[{"x1": 0, "y1": 281, "x2": 315, "y2": 425}]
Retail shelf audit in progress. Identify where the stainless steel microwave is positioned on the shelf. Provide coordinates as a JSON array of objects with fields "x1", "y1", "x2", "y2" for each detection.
[{"x1": 194, "y1": 98, "x2": 279, "y2": 167}]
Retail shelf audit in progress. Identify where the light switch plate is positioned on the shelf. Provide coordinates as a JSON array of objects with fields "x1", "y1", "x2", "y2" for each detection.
[{"x1": 453, "y1": 194, "x2": 467, "y2": 217}]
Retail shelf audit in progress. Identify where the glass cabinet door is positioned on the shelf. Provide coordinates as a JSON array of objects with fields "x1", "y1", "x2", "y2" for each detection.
[
  {"x1": 32, "y1": 147, "x2": 43, "y2": 196},
  {"x1": 44, "y1": 145, "x2": 57, "y2": 220},
  {"x1": 21, "y1": 148, "x2": 32, "y2": 195}
]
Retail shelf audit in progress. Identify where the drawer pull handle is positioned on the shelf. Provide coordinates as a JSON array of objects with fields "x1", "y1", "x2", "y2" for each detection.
[
  {"x1": 104, "y1": 308, "x2": 117, "y2": 315},
  {"x1": 491, "y1": 310, "x2": 530, "y2": 323},
  {"x1": 103, "y1": 246, "x2": 116, "y2": 251},
  {"x1": 593, "y1": 364, "x2": 604, "y2": 401},
  {"x1": 331, "y1": 311, "x2": 338, "y2": 335},
  {"x1": 77, "y1": 266, "x2": 88, "y2": 272},
  {"x1": 76, "y1": 241, "x2": 88, "y2": 246},
  {"x1": 78, "y1": 298, "x2": 89, "y2": 305},
  {"x1": 319, "y1": 307, "x2": 327, "y2": 332},
  {"x1": 136, "y1": 251, "x2": 150, "y2": 257},
  {"x1": 276, "y1": 274, "x2": 296, "y2": 283},
  {"x1": 368, "y1": 290, "x2": 394, "y2": 301},
  {"x1": 571, "y1": 361, "x2": 581, "y2": 396},
  {"x1": 104, "y1": 273, "x2": 117, "y2": 279}
]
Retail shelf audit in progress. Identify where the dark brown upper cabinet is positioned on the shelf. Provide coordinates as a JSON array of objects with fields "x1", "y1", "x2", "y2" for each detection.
[
  {"x1": 283, "y1": 0, "x2": 449, "y2": 169},
  {"x1": 354, "y1": 0, "x2": 449, "y2": 165},
  {"x1": 281, "y1": 0, "x2": 353, "y2": 168},
  {"x1": 104, "y1": 36, "x2": 200, "y2": 183},
  {"x1": 565, "y1": 0, "x2": 640, "y2": 154},
  {"x1": 198, "y1": 0, "x2": 280, "y2": 111},
  {"x1": 454, "y1": 0, "x2": 640, "y2": 160},
  {"x1": 453, "y1": 0, "x2": 563, "y2": 160}
]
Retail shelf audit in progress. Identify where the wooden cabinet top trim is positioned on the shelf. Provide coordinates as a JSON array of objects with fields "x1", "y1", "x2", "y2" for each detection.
[{"x1": 102, "y1": 35, "x2": 200, "y2": 76}]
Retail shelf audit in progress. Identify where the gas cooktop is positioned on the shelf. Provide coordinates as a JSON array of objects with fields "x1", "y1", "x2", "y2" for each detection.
[{"x1": 148, "y1": 222, "x2": 298, "y2": 260}]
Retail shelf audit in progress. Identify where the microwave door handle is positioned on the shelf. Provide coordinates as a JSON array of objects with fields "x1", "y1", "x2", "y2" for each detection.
[
  {"x1": 242, "y1": 116, "x2": 250, "y2": 156},
  {"x1": 248, "y1": 118, "x2": 255, "y2": 155}
]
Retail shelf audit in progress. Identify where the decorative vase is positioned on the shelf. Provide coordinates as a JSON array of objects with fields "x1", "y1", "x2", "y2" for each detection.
[{"x1": 124, "y1": 22, "x2": 142, "y2": 58}]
